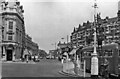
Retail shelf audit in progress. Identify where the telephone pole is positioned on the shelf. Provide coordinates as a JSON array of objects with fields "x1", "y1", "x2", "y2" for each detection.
[{"x1": 91, "y1": 0, "x2": 98, "y2": 78}]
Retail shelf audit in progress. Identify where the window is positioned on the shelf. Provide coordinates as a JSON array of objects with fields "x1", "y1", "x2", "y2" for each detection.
[
  {"x1": 104, "y1": 50, "x2": 113, "y2": 57},
  {"x1": 9, "y1": 21, "x2": 13, "y2": 29},
  {"x1": 8, "y1": 35, "x2": 12, "y2": 40},
  {"x1": 119, "y1": 50, "x2": 120, "y2": 56}
]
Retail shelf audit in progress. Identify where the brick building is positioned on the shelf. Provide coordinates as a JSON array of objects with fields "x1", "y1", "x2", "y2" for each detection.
[
  {"x1": 70, "y1": 14, "x2": 120, "y2": 49},
  {"x1": 70, "y1": 21, "x2": 94, "y2": 48}
]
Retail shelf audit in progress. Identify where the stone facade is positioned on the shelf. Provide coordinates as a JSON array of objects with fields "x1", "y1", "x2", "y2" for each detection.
[
  {"x1": 0, "y1": 0, "x2": 39, "y2": 61},
  {"x1": 1, "y1": 0, "x2": 25, "y2": 61}
]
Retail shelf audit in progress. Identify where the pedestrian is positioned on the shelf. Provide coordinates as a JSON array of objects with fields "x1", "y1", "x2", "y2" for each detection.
[
  {"x1": 26, "y1": 55, "x2": 29, "y2": 63},
  {"x1": 33, "y1": 56, "x2": 35, "y2": 62},
  {"x1": 32, "y1": 56, "x2": 34, "y2": 61},
  {"x1": 61, "y1": 58, "x2": 64, "y2": 64},
  {"x1": 35, "y1": 55, "x2": 38, "y2": 62}
]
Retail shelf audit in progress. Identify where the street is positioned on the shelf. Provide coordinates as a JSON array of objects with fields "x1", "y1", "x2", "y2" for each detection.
[{"x1": 2, "y1": 59, "x2": 67, "y2": 77}]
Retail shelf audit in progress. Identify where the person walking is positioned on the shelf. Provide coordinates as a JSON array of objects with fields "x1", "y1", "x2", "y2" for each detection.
[{"x1": 26, "y1": 55, "x2": 29, "y2": 63}]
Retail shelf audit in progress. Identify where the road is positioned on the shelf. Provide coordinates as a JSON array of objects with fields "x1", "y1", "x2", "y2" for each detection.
[{"x1": 2, "y1": 59, "x2": 67, "y2": 77}]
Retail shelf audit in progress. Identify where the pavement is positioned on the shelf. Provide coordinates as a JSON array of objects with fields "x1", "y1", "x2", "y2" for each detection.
[
  {"x1": 59, "y1": 70, "x2": 112, "y2": 79},
  {"x1": 58, "y1": 60, "x2": 91, "y2": 78},
  {"x1": 59, "y1": 68, "x2": 91, "y2": 78},
  {"x1": 2, "y1": 60, "x2": 36, "y2": 64}
]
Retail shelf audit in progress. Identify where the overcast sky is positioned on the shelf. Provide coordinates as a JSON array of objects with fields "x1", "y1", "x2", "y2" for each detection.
[{"x1": 19, "y1": 0, "x2": 119, "y2": 53}]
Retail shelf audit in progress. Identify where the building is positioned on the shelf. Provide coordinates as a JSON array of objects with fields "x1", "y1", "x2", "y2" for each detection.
[
  {"x1": 70, "y1": 13, "x2": 120, "y2": 49},
  {"x1": 0, "y1": 0, "x2": 39, "y2": 61},
  {"x1": 0, "y1": 0, "x2": 25, "y2": 61},
  {"x1": 57, "y1": 41, "x2": 73, "y2": 59},
  {"x1": 24, "y1": 34, "x2": 39, "y2": 57},
  {"x1": 70, "y1": 1, "x2": 120, "y2": 76},
  {"x1": 70, "y1": 21, "x2": 94, "y2": 48},
  {"x1": 49, "y1": 50, "x2": 58, "y2": 59}
]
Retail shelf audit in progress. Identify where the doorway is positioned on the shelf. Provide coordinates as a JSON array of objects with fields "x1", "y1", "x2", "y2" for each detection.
[{"x1": 6, "y1": 50, "x2": 13, "y2": 61}]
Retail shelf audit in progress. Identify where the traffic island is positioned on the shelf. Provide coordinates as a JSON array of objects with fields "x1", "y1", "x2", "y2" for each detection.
[{"x1": 59, "y1": 59, "x2": 91, "y2": 78}]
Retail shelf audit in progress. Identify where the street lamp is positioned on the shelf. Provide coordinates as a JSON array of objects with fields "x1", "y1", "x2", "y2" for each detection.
[{"x1": 91, "y1": 0, "x2": 98, "y2": 78}]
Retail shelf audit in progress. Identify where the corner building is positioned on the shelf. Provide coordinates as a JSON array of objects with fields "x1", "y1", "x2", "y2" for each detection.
[{"x1": 1, "y1": 0, "x2": 25, "y2": 61}]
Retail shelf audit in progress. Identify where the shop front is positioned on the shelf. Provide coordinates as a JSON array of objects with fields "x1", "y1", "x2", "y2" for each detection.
[
  {"x1": 6, "y1": 44, "x2": 15, "y2": 61},
  {"x1": 2, "y1": 43, "x2": 17, "y2": 61}
]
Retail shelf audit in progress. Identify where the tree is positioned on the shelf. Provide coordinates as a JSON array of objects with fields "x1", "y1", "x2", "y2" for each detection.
[{"x1": 38, "y1": 49, "x2": 47, "y2": 58}]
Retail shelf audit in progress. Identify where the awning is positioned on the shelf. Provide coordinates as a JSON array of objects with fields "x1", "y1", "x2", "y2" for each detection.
[{"x1": 69, "y1": 48, "x2": 78, "y2": 55}]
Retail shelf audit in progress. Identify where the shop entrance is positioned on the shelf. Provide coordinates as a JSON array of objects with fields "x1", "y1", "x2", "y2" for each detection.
[{"x1": 6, "y1": 50, "x2": 13, "y2": 61}]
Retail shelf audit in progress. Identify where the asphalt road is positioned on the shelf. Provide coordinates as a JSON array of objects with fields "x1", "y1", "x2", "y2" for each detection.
[{"x1": 2, "y1": 59, "x2": 67, "y2": 77}]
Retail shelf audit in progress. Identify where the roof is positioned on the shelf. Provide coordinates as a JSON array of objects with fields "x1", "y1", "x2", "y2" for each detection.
[{"x1": 98, "y1": 17, "x2": 118, "y2": 24}]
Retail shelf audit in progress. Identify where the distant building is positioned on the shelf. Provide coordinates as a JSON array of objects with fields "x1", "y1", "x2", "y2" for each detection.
[
  {"x1": 49, "y1": 49, "x2": 58, "y2": 59},
  {"x1": 57, "y1": 41, "x2": 72, "y2": 55}
]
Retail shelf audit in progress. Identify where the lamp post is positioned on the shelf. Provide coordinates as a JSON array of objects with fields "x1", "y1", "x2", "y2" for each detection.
[{"x1": 91, "y1": 0, "x2": 98, "y2": 78}]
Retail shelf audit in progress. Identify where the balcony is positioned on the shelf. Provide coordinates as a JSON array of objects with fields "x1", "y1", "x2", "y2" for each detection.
[
  {"x1": 6, "y1": 30, "x2": 14, "y2": 34},
  {"x1": 106, "y1": 36, "x2": 112, "y2": 39},
  {"x1": 78, "y1": 40, "x2": 84, "y2": 43}
]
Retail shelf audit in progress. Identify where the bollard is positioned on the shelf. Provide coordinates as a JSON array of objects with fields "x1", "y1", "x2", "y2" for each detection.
[{"x1": 73, "y1": 60, "x2": 79, "y2": 75}]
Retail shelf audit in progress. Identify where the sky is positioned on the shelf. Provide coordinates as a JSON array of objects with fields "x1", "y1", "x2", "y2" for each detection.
[{"x1": 19, "y1": 0, "x2": 119, "y2": 53}]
